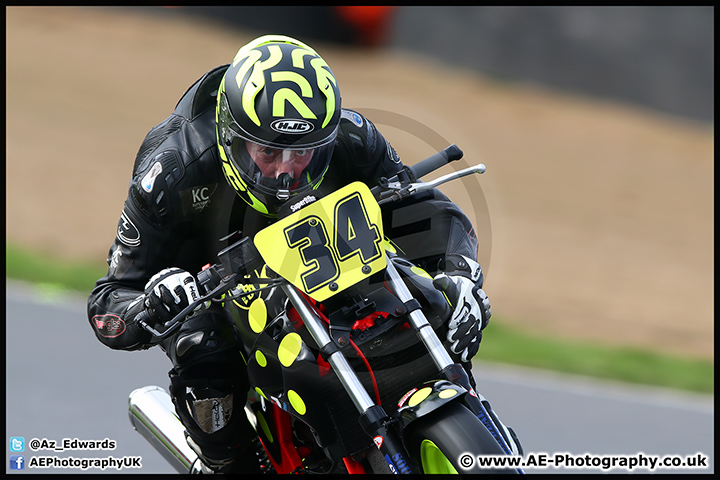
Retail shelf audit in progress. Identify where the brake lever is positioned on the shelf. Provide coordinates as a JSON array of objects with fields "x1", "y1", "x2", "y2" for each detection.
[
  {"x1": 407, "y1": 163, "x2": 486, "y2": 194},
  {"x1": 376, "y1": 163, "x2": 486, "y2": 206}
]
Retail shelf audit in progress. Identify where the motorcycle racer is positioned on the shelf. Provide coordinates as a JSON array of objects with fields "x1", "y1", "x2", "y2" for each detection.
[{"x1": 87, "y1": 35, "x2": 491, "y2": 473}]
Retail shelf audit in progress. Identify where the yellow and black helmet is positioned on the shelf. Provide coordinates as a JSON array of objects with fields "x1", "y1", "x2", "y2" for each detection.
[{"x1": 216, "y1": 35, "x2": 342, "y2": 216}]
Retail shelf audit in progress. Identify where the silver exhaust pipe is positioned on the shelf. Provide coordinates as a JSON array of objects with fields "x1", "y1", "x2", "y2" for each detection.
[{"x1": 128, "y1": 385, "x2": 198, "y2": 473}]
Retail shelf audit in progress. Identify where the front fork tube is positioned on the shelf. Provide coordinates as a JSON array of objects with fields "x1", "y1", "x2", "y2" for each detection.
[
  {"x1": 282, "y1": 285, "x2": 419, "y2": 474},
  {"x1": 384, "y1": 259, "x2": 516, "y2": 458}
]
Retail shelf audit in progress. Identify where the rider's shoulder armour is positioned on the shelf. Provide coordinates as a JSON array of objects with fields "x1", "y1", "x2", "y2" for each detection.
[
  {"x1": 127, "y1": 65, "x2": 229, "y2": 228},
  {"x1": 335, "y1": 108, "x2": 401, "y2": 173}
]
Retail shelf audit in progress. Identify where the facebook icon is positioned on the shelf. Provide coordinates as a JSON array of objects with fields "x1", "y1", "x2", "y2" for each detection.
[{"x1": 10, "y1": 455, "x2": 25, "y2": 470}]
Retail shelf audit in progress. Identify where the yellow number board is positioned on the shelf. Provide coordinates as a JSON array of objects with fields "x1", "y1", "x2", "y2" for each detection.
[{"x1": 254, "y1": 182, "x2": 386, "y2": 301}]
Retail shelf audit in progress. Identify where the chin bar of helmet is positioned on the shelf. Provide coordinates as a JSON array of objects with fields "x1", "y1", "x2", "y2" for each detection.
[{"x1": 275, "y1": 173, "x2": 292, "y2": 200}]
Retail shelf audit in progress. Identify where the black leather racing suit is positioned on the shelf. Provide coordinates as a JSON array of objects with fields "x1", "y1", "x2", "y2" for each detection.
[{"x1": 87, "y1": 64, "x2": 480, "y2": 472}]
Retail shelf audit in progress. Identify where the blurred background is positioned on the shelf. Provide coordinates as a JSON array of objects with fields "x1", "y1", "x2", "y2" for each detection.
[
  {"x1": 6, "y1": 6, "x2": 713, "y2": 361},
  {"x1": 183, "y1": 6, "x2": 714, "y2": 122},
  {"x1": 6, "y1": 8, "x2": 713, "y2": 474}
]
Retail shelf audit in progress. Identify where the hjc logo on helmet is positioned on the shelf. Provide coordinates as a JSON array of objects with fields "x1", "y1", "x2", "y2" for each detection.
[{"x1": 270, "y1": 119, "x2": 315, "y2": 134}]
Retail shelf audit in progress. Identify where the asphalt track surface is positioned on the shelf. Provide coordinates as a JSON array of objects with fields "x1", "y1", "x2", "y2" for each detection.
[{"x1": 5, "y1": 281, "x2": 713, "y2": 474}]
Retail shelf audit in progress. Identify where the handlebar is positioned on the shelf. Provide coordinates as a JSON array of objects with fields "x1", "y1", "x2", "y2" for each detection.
[{"x1": 406, "y1": 144, "x2": 464, "y2": 181}]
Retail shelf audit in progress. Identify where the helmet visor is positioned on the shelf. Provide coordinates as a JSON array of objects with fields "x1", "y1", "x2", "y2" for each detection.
[
  {"x1": 226, "y1": 131, "x2": 334, "y2": 199},
  {"x1": 246, "y1": 142, "x2": 316, "y2": 183}
]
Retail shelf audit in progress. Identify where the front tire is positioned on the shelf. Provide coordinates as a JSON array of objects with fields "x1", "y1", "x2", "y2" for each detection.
[{"x1": 405, "y1": 402, "x2": 519, "y2": 474}]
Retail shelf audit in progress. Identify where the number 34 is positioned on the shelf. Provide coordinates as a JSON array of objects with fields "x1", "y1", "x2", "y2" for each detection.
[{"x1": 284, "y1": 192, "x2": 382, "y2": 294}]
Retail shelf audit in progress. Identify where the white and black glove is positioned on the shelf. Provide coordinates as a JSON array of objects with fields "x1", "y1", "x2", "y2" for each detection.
[
  {"x1": 143, "y1": 268, "x2": 200, "y2": 326},
  {"x1": 433, "y1": 255, "x2": 491, "y2": 363}
]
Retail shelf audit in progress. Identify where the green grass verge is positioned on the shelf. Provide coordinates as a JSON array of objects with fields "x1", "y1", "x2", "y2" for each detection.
[
  {"x1": 6, "y1": 243, "x2": 107, "y2": 295},
  {"x1": 478, "y1": 322, "x2": 713, "y2": 394},
  {"x1": 5, "y1": 243, "x2": 714, "y2": 394}
]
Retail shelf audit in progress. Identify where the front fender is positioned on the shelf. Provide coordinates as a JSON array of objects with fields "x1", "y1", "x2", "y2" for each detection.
[{"x1": 392, "y1": 380, "x2": 468, "y2": 430}]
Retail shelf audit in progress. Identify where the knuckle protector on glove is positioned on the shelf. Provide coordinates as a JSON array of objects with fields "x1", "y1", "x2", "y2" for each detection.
[
  {"x1": 146, "y1": 268, "x2": 199, "y2": 301},
  {"x1": 143, "y1": 267, "x2": 200, "y2": 324},
  {"x1": 443, "y1": 254, "x2": 484, "y2": 286}
]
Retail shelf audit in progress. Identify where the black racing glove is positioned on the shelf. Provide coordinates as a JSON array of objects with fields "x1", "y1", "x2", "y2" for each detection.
[
  {"x1": 433, "y1": 255, "x2": 491, "y2": 363},
  {"x1": 143, "y1": 267, "x2": 200, "y2": 327}
]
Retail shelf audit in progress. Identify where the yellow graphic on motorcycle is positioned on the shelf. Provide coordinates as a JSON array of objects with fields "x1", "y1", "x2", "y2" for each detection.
[{"x1": 254, "y1": 182, "x2": 385, "y2": 301}]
